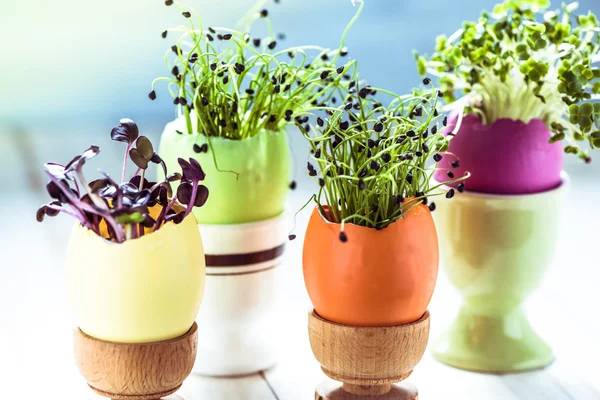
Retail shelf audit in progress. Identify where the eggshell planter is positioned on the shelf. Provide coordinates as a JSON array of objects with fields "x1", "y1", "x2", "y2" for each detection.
[
  {"x1": 303, "y1": 204, "x2": 438, "y2": 398},
  {"x1": 194, "y1": 212, "x2": 289, "y2": 375},
  {"x1": 159, "y1": 117, "x2": 291, "y2": 224},
  {"x1": 303, "y1": 204, "x2": 439, "y2": 326},
  {"x1": 65, "y1": 213, "x2": 206, "y2": 399},
  {"x1": 435, "y1": 114, "x2": 563, "y2": 195},
  {"x1": 65, "y1": 214, "x2": 206, "y2": 343},
  {"x1": 432, "y1": 173, "x2": 569, "y2": 372}
]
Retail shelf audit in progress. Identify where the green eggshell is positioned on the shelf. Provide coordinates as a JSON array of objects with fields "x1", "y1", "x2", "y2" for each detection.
[{"x1": 159, "y1": 124, "x2": 291, "y2": 225}]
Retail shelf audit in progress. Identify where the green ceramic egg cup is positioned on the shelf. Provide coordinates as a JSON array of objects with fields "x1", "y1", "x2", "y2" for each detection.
[{"x1": 432, "y1": 174, "x2": 568, "y2": 372}]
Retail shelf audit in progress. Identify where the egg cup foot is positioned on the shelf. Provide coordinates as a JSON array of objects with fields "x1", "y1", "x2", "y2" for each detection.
[
  {"x1": 74, "y1": 322, "x2": 198, "y2": 400},
  {"x1": 432, "y1": 307, "x2": 553, "y2": 373}
]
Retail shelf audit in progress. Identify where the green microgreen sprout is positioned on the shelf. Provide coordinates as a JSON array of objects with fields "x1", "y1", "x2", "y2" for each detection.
[
  {"x1": 294, "y1": 78, "x2": 469, "y2": 238},
  {"x1": 415, "y1": 0, "x2": 600, "y2": 162},
  {"x1": 150, "y1": 0, "x2": 364, "y2": 142}
]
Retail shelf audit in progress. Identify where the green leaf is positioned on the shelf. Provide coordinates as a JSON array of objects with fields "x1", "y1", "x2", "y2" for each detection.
[
  {"x1": 116, "y1": 212, "x2": 145, "y2": 224},
  {"x1": 523, "y1": 21, "x2": 546, "y2": 33},
  {"x1": 580, "y1": 102, "x2": 594, "y2": 115},
  {"x1": 544, "y1": 10, "x2": 557, "y2": 22},
  {"x1": 492, "y1": 3, "x2": 510, "y2": 18},
  {"x1": 435, "y1": 35, "x2": 448, "y2": 52},
  {"x1": 565, "y1": 2, "x2": 579, "y2": 14},
  {"x1": 594, "y1": 103, "x2": 600, "y2": 129},
  {"x1": 578, "y1": 12, "x2": 599, "y2": 28},
  {"x1": 591, "y1": 132, "x2": 600, "y2": 147},
  {"x1": 549, "y1": 132, "x2": 565, "y2": 143},
  {"x1": 527, "y1": 0, "x2": 550, "y2": 10},
  {"x1": 417, "y1": 56, "x2": 427, "y2": 76},
  {"x1": 569, "y1": 104, "x2": 581, "y2": 124}
]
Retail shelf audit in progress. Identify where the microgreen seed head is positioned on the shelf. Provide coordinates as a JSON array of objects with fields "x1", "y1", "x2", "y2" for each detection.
[
  {"x1": 300, "y1": 80, "x2": 467, "y2": 229},
  {"x1": 152, "y1": 1, "x2": 362, "y2": 140}
]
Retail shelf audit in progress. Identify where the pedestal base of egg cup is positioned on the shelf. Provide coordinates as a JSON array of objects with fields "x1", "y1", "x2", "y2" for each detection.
[
  {"x1": 431, "y1": 174, "x2": 568, "y2": 373},
  {"x1": 308, "y1": 310, "x2": 430, "y2": 399},
  {"x1": 432, "y1": 307, "x2": 553, "y2": 373},
  {"x1": 74, "y1": 322, "x2": 198, "y2": 400}
]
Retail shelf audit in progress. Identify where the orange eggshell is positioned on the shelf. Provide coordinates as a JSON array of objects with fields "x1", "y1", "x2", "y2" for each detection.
[{"x1": 302, "y1": 203, "x2": 439, "y2": 326}]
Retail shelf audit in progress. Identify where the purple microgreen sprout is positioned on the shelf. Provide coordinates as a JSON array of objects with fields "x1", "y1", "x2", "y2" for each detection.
[
  {"x1": 37, "y1": 119, "x2": 209, "y2": 243},
  {"x1": 110, "y1": 118, "x2": 139, "y2": 181},
  {"x1": 176, "y1": 158, "x2": 209, "y2": 220}
]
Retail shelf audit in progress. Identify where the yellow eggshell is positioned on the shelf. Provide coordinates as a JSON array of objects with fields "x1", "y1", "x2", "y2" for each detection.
[{"x1": 65, "y1": 213, "x2": 205, "y2": 343}]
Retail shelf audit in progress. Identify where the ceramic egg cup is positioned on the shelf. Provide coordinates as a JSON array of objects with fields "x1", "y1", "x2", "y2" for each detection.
[
  {"x1": 74, "y1": 323, "x2": 198, "y2": 400},
  {"x1": 432, "y1": 174, "x2": 568, "y2": 372},
  {"x1": 308, "y1": 310, "x2": 430, "y2": 399},
  {"x1": 194, "y1": 213, "x2": 288, "y2": 376}
]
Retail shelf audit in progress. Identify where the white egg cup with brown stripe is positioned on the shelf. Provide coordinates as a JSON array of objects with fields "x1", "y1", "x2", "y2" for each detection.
[{"x1": 193, "y1": 212, "x2": 288, "y2": 376}]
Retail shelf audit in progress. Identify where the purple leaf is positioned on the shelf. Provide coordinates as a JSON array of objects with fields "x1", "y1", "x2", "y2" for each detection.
[
  {"x1": 153, "y1": 184, "x2": 169, "y2": 205},
  {"x1": 151, "y1": 153, "x2": 162, "y2": 164},
  {"x1": 142, "y1": 215, "x2": 156, "y2": 228},
  {"x1": 98, "y1": 185, "x2": 117, "y2": 199},
  {"x1": 165, "y1": 211, "x2": 185, "y2": 224},
  {"x1": 177, "y1": 182, "x2": 192, "y2": 204},
  {"x1": 152, "y1": 153, "x2": 168, "y2": 177},
  {"x1": 89, "y1": 179, "x2": 111, "y2": 194},
  {"x1": 177, "y1": 158, "x2": 193, "y2": 180},
  {"x1": 194, "y1": 185, "x2": 209, "y2": 207},
  {"x1": 166, "y1": 172, "x2": 182, "y2": 182},
  {"x1": 65, "y1": 146, "x2": 100, "y2": 173},
  {"x1": 44, "y1": 163, "x2": 73, "y2": 180},
  {"x1": 130, "y1": 175, "x2": 150, "y2": 190},
  {"x1": 46, "y1": 180, "x2": 76, "y2": 204},
  {"x1": 189, "y1": 157, "x2": 206, "y2": 181},
  {"x1": 134, "y1": 189, "x2": 152, "y2": 207},
  {"x1": 36, "y1": 202, "x2": 61, "y2": 222},
  {"x1": 120, "y1": 182, "x2": 139, "y2": 197},
  {"x1": 110, "y1": 118, "x2": 139, "y2": 144}
]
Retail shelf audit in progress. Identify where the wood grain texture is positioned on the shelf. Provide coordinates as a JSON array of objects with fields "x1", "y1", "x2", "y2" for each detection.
[
  {"x1": 74, "y1": 322, "x2": 198, "y2": 400},
  {"x1": 308, "y1": 310, "x2": 430, "y2": 397}
]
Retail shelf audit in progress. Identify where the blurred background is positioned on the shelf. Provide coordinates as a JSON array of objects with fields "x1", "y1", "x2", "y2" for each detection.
[
  {"x1": 0, "y1": 0, "x2": 599, "y2": 399},
  {"x1": 1, "y1": 0, "x2": 599, "y2": 176}
]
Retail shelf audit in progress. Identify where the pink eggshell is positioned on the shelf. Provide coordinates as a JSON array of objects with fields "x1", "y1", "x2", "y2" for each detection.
[{"x1": 434, "y1": 114, "x2": 563, "y2": 195}]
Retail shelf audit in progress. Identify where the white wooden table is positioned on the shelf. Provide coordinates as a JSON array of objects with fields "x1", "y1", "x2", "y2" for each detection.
[{"x1": 1, "y1": 127, "x2": 599, "y2": 399}]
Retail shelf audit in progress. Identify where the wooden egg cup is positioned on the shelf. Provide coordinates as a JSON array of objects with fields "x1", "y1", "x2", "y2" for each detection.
[
  {"x1": 308, "y1": 310, "x2": 430, "y2": 399},
  {"x1": 73, "y1": 322, "x2": 198, "y2": 400}
]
